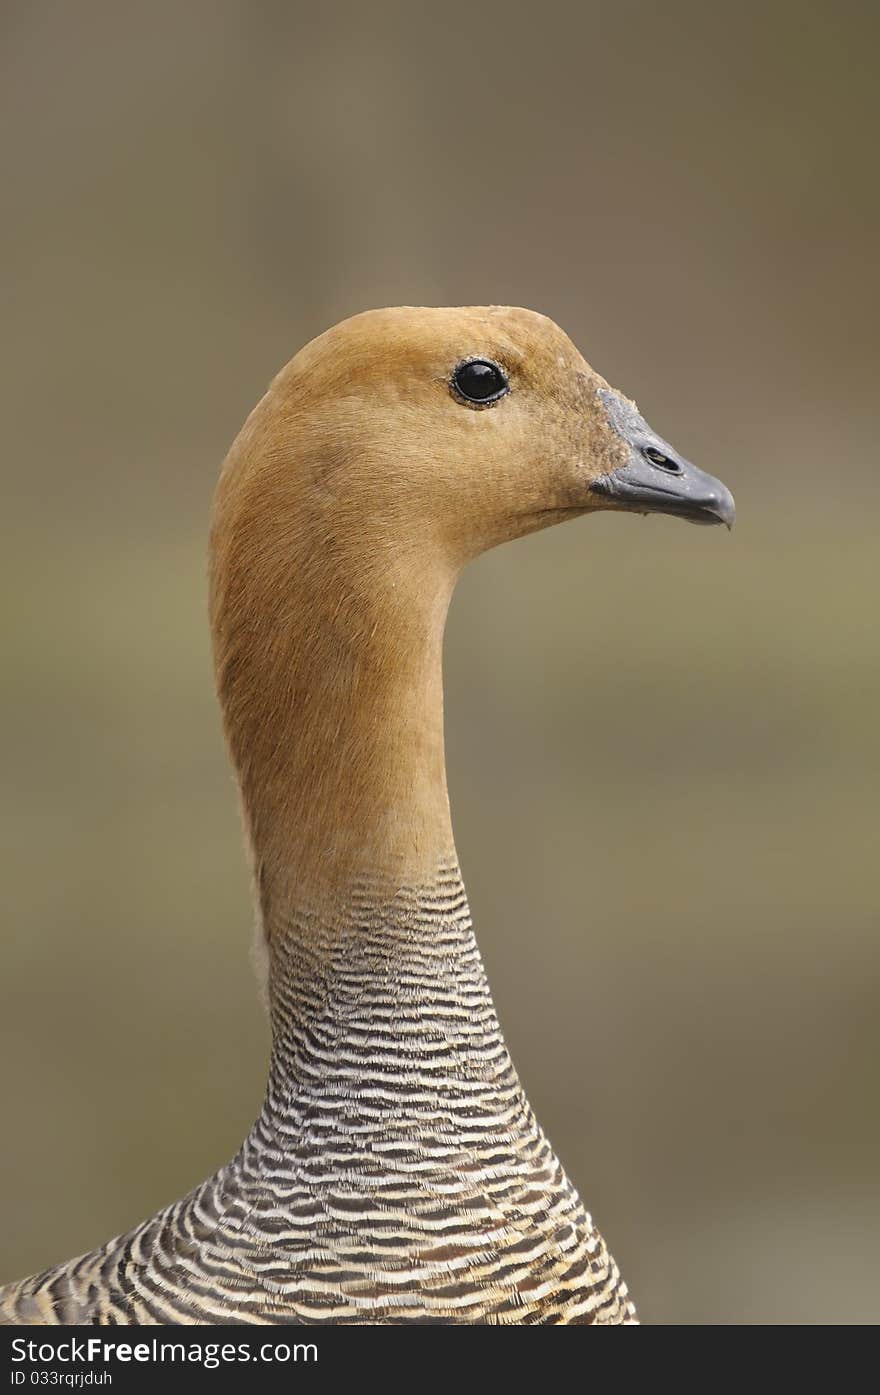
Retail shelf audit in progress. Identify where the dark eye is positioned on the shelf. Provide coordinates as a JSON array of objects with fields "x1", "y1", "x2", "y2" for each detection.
[
  {"x1": 643, "y1": 445, "x2": 682, "y2": 474},
  {"x1": 451, "y1": 357, "x2": 509, "y2": 406}
]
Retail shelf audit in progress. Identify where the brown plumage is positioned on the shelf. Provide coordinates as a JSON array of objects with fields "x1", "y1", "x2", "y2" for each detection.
[{"x1": 1, "y1": 306, "x2": 733, "y2": 1324}]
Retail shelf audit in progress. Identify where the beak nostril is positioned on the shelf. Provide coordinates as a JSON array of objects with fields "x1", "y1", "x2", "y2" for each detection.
[
  {"x1": 596, "y1": 387, "x2": 734, "y2": 525},
  {"x1": 643, "y1": 446, "x2": 683, "y2": 474}
]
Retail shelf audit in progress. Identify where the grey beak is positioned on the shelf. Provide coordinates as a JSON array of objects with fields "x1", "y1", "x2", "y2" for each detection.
[{"x1": 591, "y1": 389, "x2": 736, "y2": 529}]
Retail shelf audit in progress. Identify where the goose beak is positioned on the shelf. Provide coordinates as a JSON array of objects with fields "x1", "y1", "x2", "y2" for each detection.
[{"x1": 591, "y1": 389, "x2": 736, "y2": 529}]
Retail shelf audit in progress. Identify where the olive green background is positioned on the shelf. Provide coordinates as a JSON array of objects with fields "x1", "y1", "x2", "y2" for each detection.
[{"x1": 1, "y1": 1, "x2": 878, "y2": 1323}]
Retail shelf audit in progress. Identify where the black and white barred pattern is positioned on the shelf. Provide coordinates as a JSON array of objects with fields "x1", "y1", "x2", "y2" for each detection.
[{"x1": 1, "y1": 866, "x2": 635, "y2": 1324}]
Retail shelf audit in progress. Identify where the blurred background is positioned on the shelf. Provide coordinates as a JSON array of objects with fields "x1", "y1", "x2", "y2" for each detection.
[{"x1": 1, "y1": 0, "x2": 878, "y2": 1324}]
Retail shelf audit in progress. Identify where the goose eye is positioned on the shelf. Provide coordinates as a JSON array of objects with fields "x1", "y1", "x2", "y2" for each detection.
[{"x1": 451, "y1": 358, "x2": 509, "y2": 406}]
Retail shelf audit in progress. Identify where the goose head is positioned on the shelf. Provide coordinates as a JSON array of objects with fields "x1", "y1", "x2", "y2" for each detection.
[
  {"x1": 210, "y1": 306, "x2": 734, "y2": 907},
  {"x1": 220, "y1": 305, "x2": 733, "y2": 566}
]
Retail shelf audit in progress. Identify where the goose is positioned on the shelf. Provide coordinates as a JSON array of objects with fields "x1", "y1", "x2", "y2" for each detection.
[{"x1": 0, "y1": 305, "x2": 734, "y2": 1325}]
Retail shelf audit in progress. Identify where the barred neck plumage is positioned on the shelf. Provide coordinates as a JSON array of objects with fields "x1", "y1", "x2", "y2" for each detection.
[
  {"x1": 261, "y1": 864, "x2": 519, "y2": 1145},
  {"x1": 219, "y1": 861, "x2": 637, "y2": 1325},
  {"x1": 1, "y1": 857, "x2": 636, "y2": 1323}
]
